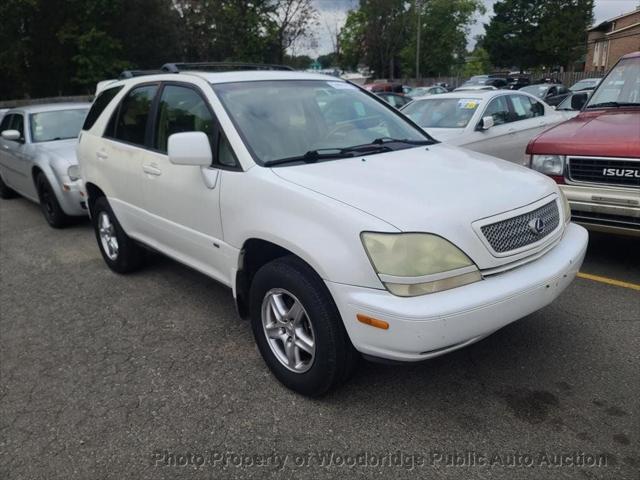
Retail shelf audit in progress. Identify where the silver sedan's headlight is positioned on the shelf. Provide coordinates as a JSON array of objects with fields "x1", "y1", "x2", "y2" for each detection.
[
  {"x1": 559, "y1": 189, "x2": 571, "y2": 224},
  {"x1": 67, "y1": 165, "x2": 80, "y2": 181},
  {"x1": 530, "y1": 154, "x2": 565, "y2": 176},
  {"x1": 361, "y1": 232, "x2": 482, "y2": 297}
]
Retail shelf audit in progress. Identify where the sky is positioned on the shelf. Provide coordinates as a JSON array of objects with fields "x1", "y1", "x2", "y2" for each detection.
[{"x1": 303, "y1": 0, "x2": 640, "y2": 57}]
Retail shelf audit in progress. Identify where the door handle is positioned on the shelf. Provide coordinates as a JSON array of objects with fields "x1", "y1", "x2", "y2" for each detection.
[
  {"x1": 96, "y1": 151, "x2": 108, "y2": 160},
  {"x1": 143, "y1": 163, "x2": 162, "y2": 176}
]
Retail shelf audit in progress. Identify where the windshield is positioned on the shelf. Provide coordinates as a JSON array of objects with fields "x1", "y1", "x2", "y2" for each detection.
[
  {"x1": 29, "y1": 109, "x2": 88, "y2": 142},
  {"x1": 520, "y1": 85, "x2": 548, "y2": 98},
  {"x1": 570, "y1": 79, "x2": 597, "y2": 91},
  {"x1": 586, "y1": 57, "x2": 640, "y2": 108},
  {"x1": 401, "y1": 98, "x2": 480, "y2": 128},
  {"x1": 213, "y1": 80, "x2": 429, "y2": 165}
]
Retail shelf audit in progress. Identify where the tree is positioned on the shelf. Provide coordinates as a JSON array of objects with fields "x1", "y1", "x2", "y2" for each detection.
[
  {"x1": 268, "y1": 0, "x2": 318, "y2": 63},
  {"x1": 400, "y1": 0, "x2": 484, "y2": 77},
  {"x1": 463, "y1": 46, "x2": 491, "y2": 76},
  {"x1": 338, "y1": 9, "x2": 366, "y2": 71},
  {"x1": 484, "y1": 0, "x2": 593, "y2": 71}
]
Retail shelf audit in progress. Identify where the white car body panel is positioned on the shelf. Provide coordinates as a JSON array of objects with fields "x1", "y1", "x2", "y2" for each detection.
[
  {"x1": 77, "y1": 70, "x2": 588, "y2": 363},
  {"x1": 405, "y1": 91, "x2": 566, "y2": 166}
]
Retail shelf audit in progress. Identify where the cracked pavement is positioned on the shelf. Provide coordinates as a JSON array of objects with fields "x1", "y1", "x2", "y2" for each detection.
[{"x1": 0, "y1": 197, "x2": 638, "y2": 479}]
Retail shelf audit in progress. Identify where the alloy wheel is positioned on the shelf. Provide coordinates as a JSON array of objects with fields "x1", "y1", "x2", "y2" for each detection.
[{"x1": 261, "y1": 288, "x2": 316, "y2": 373}]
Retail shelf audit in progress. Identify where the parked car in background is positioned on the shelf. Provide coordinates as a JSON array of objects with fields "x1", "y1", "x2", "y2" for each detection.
[
  {"x1": 569, "y1": 78, "x2": 601, "y2": 92},
  {"x1": 401, "y1": 90, "x2": 565, "y2": 164},
  {"x1": 555, "y1": 91, "x2": 591, "y2": 119},
  {"x1": 409, "y1": 85, "x2": 448, "y2": 97},
  {"x1": 363, "y1": 82, "x2": 403, "y2": 93},
  {"x1": 527, "y1": 51, "x2": 640, "y2": 237},
  {"x1": 457, "y1": 75, "x2": 508, "y2": 90},
  {"x1": 376, "y1": 92, "x2": 413, "y2": 108},
  {"x1": 0, "y1": 103, "x2": 90, "y2": 227},
  {"x1": 77, "y1": 65, "x2": 587, "y2": 396},
  {"x1": 520, "y1": 83, "x2": 570, "y2": 107},
  {"x1": 508, "y1": 76, "x2": 531, "y2": 90}
]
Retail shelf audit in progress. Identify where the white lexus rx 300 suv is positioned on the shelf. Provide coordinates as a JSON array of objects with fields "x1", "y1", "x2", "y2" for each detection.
[{"x1": 77, "y1": 66, "x2": 588, "y2": 396}]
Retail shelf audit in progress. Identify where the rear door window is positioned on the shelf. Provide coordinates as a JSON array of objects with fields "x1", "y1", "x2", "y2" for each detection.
[{"x1": 83, "y1": 86, "x2": 123, "y2": 131}]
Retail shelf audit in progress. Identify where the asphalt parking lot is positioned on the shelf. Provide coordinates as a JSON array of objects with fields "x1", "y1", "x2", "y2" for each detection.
[{"x1": 1, "y1": 197, "x2": 638, "y2": 480}]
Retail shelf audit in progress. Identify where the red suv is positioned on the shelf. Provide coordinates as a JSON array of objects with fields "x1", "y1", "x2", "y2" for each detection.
[{"x1": 526, "y1": 52, "x2": 640, "y2": 236}]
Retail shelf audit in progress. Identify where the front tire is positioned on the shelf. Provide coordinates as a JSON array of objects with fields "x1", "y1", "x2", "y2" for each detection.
[
  {"x1": 249, "y1": 256, "x2": 359, "y2": 396},
  {"x1": 0, "y1": 174, "x2": 17, "y2": 199},
  {"x1": 36, "y1": 172, "x2": 71, "y2": 228},
  {"x1": 91, "y1": 196, "x2": 144, "y2": 273}
]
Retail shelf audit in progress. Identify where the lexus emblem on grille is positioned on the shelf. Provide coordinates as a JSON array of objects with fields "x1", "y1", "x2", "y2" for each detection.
[{"x1": 528, "y1": 218, "x2": 545, "y2": 235}]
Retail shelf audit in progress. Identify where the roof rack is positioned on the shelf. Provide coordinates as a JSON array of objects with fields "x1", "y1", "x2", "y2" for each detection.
[
  {"x1": 118, "y1": 69, "x2": 167, "y2": 80},
  {"x1": 161, "y1": 62, "x2": 294, "y2": 73}
]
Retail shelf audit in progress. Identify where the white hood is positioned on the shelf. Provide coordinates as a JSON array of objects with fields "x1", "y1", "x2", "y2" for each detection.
[
  {"x1": 272, "y1": 143, "x2": 558, "y2": 268},
  {"x1": 423, "y1": 128, "x2": 467, "y2": 142},
  {"x1": 35, "y1": 139, "x2": 78, "y2": 166}
]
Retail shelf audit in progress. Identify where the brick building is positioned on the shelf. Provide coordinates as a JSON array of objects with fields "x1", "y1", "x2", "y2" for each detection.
[{"x1": 586, "y1": 7, "x2": 640, "y2": 72}]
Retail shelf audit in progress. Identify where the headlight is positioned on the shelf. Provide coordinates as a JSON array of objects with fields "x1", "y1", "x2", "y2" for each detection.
[
  {"x1": 559, "y1": 189, "x2": 571, "y2": 224},
  {"x1": 67, "y1": 165, "x2": 80, "y2": 181},
  {"x1": 530, "y1": 154, "x2": 565, "y2": 176},
  {"x1": 361, "y1": 232, "x2": 482, "y2": 297}
]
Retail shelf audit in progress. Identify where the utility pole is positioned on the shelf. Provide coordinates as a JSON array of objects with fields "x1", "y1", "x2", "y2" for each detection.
[{"x1": 415, "y1": 0, "x2": 422, "y2": 83}]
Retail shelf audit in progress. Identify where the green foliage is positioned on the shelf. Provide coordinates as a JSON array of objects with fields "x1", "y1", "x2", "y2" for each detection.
[
  {"x1": 338, "y1": 0, "x2": 484, "y2": 78},
  {"x1": 484, "y1": 0, "x2": 594, "y2": 70},
  {"x1": 400, "y1": 0, "x2": 484, "y2": 77},
  {"x1": 0, "y1": 0, "x2": 318, "y2": 99},
  {"x1": 463, "y1": 46, "x2": 491, "y2": 77}
]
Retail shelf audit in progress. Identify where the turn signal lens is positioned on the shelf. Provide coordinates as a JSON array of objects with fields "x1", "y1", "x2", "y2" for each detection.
[{"x1": 357, "y1": 314, "x2": 389, "y2": 330}]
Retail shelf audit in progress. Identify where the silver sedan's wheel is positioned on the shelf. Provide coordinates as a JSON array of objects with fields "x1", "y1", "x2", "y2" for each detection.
[
  {"x1": 98, "y1": 211, "x2": 119, "y2": 261},
  {"x1": 261, "y1": 288, "x2": 316, "y2": 373}
]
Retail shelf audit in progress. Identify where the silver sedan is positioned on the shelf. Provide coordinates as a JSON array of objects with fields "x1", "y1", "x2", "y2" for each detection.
[{"x1": 0, "y1": 103, "x2": 90, "y2": 227}]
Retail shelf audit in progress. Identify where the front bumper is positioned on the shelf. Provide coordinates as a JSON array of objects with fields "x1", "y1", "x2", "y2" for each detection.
[
  {"x1": 58, "y1": 180, "x2": 87, "y2": 217},
  {"x1": 561, "y1": 184, "x2": 640, "y2": 237},
  {"x1": 327, "y1": 223, "x2": 588, "y2": 362}
]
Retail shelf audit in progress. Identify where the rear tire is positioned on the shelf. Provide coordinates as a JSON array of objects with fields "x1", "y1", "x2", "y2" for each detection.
[
  {"x1": 249, "y1": 255, "x2": 359, "y2": 396},
  {"x1": 91, "y1": 196, "x2": 144, "y2": 273},
  {"x1": 0, "y1": 174, "x2": 17, "y2": 199},
  {"x1": 36, "y1": 172, "x2": 70, "y2": 228}
]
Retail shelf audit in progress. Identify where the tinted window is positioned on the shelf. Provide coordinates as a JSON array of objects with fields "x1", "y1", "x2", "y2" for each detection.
[
  {"x1": 0, "y1": 114, "x2": 12, "y2": 132},
  {"x1": 155, "y1": 85, "x2": 214, "y2": 153},
  {"x1": 110, "y1": 85, "x2": 158, "y2": 146},
  {"x1": 510, "y1": 95, "x2": 544, "y2": 120},
  {"x1": 483, "y1": 96, "x2": 510, "y2": 125},
  {"x1": 10, "y1": 115, "x2": 24, "y2": 138},
  {"x1": 83, "y1": 86, "x2": 123, "y2": 131},
  {"x1": 218, "y1": 135, "x2": 237, "y2": 167}
]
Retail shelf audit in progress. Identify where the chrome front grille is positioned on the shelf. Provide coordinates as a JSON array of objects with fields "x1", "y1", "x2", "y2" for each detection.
[
  {"x1": 481, "y1": 201, "x2": 560, "y2": 253},
  {"x1": 568, "y1": 156, "x2": 640, "y2": 188}
]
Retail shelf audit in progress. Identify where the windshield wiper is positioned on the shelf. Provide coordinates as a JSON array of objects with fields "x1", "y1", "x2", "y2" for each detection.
[
  {"x1": 370, "y1": 137, "x2": 433, "y2": 146},
  {"x1": 586, "y1": 101, "x2": 640, "y2": 109},
  {"x1": 263, "y1": 149, "x2": 357, "y2": 167}
]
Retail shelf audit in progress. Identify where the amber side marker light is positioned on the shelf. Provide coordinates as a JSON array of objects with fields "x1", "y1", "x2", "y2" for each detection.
[{"x1": 357, "y1": 314, "x2": 389, "y2": 330}]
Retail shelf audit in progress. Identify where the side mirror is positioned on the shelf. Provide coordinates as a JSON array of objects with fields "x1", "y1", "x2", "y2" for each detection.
[
  {"x1": 479, "y1": 116, "x2": 494, "y2": 131},
  {"x1": 167, "y1": 132, "x2": 212, "y2": 167},
  {"x1": 1, "y1": 129, "x2": 21, "y2": 141},
  {"x1": 571, "y1": 92, "x2": 588, "y2": 111}
]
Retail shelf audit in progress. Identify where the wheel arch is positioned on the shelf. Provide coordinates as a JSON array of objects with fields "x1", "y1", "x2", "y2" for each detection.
[
  {"x1": 234, "y1": 237, "x2": 324, "y2": 320},
  {"x1": 84, "y1": 182, "x2": 106, "y2": 217}
]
